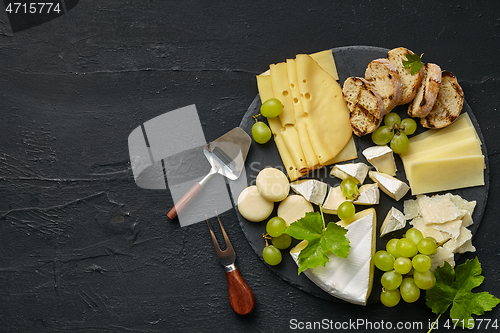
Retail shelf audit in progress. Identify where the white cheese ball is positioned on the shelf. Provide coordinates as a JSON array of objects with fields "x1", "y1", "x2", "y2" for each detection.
[
  {"x1": 277, "y1": 195, "x2": 314, "y2": 226},
  {"x1": 237, "y1": 186, "x2": 274, "y2": 222},
  {"x1": 256, "y1": 167, "x2": 290, "y2": 202}
]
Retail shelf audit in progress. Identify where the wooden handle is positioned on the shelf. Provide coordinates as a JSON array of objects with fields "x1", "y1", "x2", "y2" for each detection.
[
  {"x1": 226, "y1": 268, "x2": 255, "y2": 315},
  {"x1": 167, "y1": 182, "x2": 203, "y2": 220}
]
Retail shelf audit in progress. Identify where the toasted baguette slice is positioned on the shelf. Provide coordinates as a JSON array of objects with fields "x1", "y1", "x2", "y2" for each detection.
[
  {"x1": 421, "y1": 71, "x2": 464, "y2": 128},
  {"x1": 342, "y1": 77, "x2": 384, "y2": 136},
  {"x1": 407, "y1": 63, "x2": 442, "y2": 118},
  {"x1": 365, "y1": 58, "x2": 402, "y2": 114},
  {"x1": 387, "y1": 47, "x2": 424, "y2": 105}
]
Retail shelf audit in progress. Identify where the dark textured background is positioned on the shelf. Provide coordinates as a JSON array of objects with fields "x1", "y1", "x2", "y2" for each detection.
[{"x1": 0, "y1": 1, "x2": 499, "y2": 332}]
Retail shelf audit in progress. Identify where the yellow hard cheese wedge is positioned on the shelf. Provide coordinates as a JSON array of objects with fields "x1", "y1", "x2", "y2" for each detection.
[
  {"x1": 400, "y1": 111, "x2": 485, "y2": 195},
  {"x1": 409, "y1": 155, "x2": 485, "y2": 195},
  {"x1": 403, "y1": 137, "x2": 483, "y2": 180},
  {"x1": 296, "y1": 54, "x2": 352, "y2": 165},
  {"x1": 290, "y1": 208, "x2": 376, "y2": 305}
]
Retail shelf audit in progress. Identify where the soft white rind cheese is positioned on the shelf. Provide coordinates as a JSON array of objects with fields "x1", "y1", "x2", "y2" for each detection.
[
  {"x1": 290, "y1": 209, "x2": 376, "y2": 305},
  {"x1": 369, "y1": 171, "x2": 409, "y2": 201},
  {"x1": 380, "y1": 207, "x2": 406, "y2": 237},
  {"x1": 322, "y1": 186, "x2": 347, "y2": 214},
  {"x1": 362, "y1": 146, "x2": 397, "y2": 176},
  {"x1": 330, "y1": 163, "x2": 369, "y2": 184},
  {"x1": 290, "y1": 179, "x2": 328, "y2": 205},
  {"x1": 354, "y1": 183, "x2": 380, "y2": 205}
]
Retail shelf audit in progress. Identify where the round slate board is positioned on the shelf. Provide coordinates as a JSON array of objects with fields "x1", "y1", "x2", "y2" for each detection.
[{"x1": 237, "y1": 46, "x2": 489, "y2": 303}]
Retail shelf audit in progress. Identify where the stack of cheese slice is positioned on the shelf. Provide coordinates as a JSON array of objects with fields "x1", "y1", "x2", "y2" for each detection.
[
  {"x1": 289, "y1": 208, "x2": 376, "y2": 305},
  {"x1": 257, "y1": 50, "x2": 356, "y2": 181},
  {"x1": 404, "y1": 193, "x2": 476, "y2": 271},
  {"x1": 400, "y1": 113, "x2": 485, "y2": 195}
]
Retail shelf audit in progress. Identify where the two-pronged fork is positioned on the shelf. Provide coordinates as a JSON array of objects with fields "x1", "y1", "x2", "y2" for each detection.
[{"x1": 207, "y1": 214, "x2": 255, "y2": 315}]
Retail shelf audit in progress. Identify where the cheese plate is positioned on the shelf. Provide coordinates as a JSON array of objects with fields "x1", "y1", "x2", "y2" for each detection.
[{"x1": 236, "y1": 46, "x2": 489, "y2": 303}]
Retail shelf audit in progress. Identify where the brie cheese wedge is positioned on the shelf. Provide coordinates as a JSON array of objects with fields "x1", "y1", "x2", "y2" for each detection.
[
  {"x1": 322, "y1": 186, "x2": 347, "y2": 214},
  {"x1": 290, "y1": 179, "x2": 328, "y2": 205},
  {"x1": 369, "y1": 171, "x2": 410, "y2": 201},
  {"x1": 380, "y1": 207, "x2": 406, "y2": 237},
  {"x1": 362, "y1": 146, "x2": 397, "y2": 176},
  {"x1": 354, "y1": 183, "x2": 379, "y2": 205},
  {"x1": 330, "y1": 163, "x2": 369, "y2": 184},
  {"x1": 290, "y1": 208, "x2": 376, "y2": 305}
]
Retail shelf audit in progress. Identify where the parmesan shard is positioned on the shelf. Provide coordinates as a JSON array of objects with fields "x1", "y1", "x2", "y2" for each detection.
[
  {"x1": 416, "y1": 194, "x2": 462, "y2": 224},
  {"x1": 404, "y1": 193, "x2": 477, "y2": 271}
]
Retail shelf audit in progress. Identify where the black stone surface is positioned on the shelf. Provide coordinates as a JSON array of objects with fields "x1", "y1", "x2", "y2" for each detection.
[{"x1": 1, "y1": 1, "x2": 499, "y2": 332}]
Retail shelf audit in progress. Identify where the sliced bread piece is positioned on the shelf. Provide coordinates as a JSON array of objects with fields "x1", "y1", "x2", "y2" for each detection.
[
  {"x1": 387, "y1": 47, "x2": 424, "y2": 105},
  {"x1": 421, "y1": 71, "x2": 464, "y2": 128},
  {"x1": 342, "y1": 77, "x2": 384, "y2": 136},
  {"x1": 365, "y1": 58, "x2": 402, "y2": 114},
  {"x1": 407, "y1": 63, "x2": 442, "y2": 118}
]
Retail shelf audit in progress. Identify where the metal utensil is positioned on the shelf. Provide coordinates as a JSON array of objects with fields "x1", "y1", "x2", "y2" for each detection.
[
  {"x1": 167, "y1": 127, "x2": 251, "y2": 220},
  {"x1": 207, "y1": 214, "x2": 255, "y2": 315}
]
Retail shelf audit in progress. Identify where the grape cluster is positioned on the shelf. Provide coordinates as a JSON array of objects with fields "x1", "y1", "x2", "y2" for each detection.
[
  {"x1": 375, "y1": 228, "x2": 437, "y2": 307},
  {"x1": 262, "y1": 216, "x2": 292, "y2": 265},
  {"x1": 371, "y1": 112, "x2": 417, "y2": 154},
  {"x1": 338, "y1": 177, "x2": 359, "y2": 220},
  {"x1": 252, "y1": 98, "x2": 283, "y2": 144}
]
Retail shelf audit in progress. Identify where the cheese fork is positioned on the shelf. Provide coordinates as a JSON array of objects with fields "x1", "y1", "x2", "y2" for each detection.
[{"x1": 207, "y1": 214, "x2": 255, "y2": 315}]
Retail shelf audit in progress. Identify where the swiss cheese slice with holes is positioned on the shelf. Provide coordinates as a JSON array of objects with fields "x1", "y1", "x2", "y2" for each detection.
[{"x1": 296, "y1": 54, "x2": 352, "y2": 165}]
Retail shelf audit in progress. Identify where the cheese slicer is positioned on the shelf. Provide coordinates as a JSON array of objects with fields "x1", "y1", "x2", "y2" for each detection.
[{"x1": 167, "y1": 127, "x2": 251, "y2": 220}]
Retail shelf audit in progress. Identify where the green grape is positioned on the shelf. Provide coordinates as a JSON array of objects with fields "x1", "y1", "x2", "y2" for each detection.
[
  {"x1": 272, "y1": 233, "x2": 292, "y2": 250},
  {"x1": 401, "y1": 118, "x2": 417, "y2": 135},
  {"x1": 417, "y1": 237, "x2": 437, "y2": 255},
  {"x1": 337, "y1": 201, "x2": 355, "y2": 220},
  {"x1": 393, "y1": 257, "x2": 412, "y2": 275},
  {"x1": 381, "y1": 270, "x2": 403, "y2": 291},
  {"x1": 386, "y1": 238, "x2": 401, "y2": 258},
  {"x1": 374, "y1": 250, "x2": 395, "y2": 271},
  {"x1": 371, "y1": 125, "x2": 395, "y2": 145},
  {"x1": 380, "y1": 288, "x2": 401, "y2": 307},
  {"x1": 390, "y1": 132, "x2": 410, "y2": 154},
  {"x1": 260, "y1": 98, "x2": 283, "y2": 118},
  {"x1": 252, "y1": 122, "x2": 272, "y2": 144},
  {"x1": 262, "y1": 245, "x2": 282, "y2": 265},
  {"x1": 266, "y1": 217, "x2": 287, "y2": 237},
  {"x1": 406, "y1": 228, "x2": 424, "y2": 246},
  {"x1": 397, "y1": 238, "x2": 418, "y2": 258},
  {"x1": 384, "y1": 112, "x2": 401, "y2": 127},
  {"x1": 400, "y1": 277, "x2": 421, "y2": 303},
  {"x1": 340, "y1": 177, "x2": 359, "y2": 199},
  {"x1": 412, "y1": 254, "x2": 432, "y2": 272},
  {"x1": 414, "y1": 270, "x2": 436, "y2": 290}
]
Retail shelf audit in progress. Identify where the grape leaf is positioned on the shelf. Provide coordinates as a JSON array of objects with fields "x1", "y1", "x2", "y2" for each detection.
[
  {"x1": 426, "y1": 258, "x2": 500, "y2": 329},
  {"x1": 402, "y1": 53, "x2": 424, "y2": 75},
  {"x1": 285, "y1": 212, "x2": 350, "y2": 274}
]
